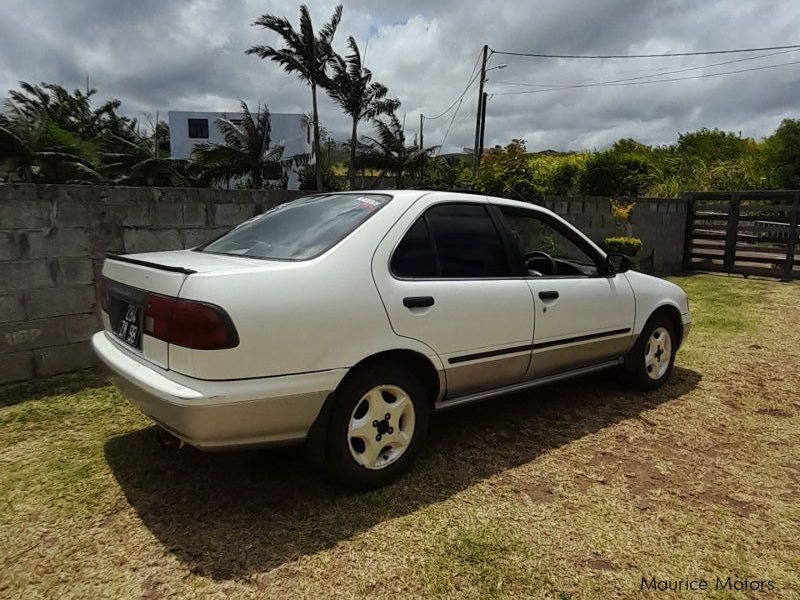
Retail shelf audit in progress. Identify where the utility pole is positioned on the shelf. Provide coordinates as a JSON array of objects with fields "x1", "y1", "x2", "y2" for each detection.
[
  {"x1": 478, "y1": 92, "x2": 488, "y2": 162},
  {"x1": 472, "y1": 44, "x2": 488, "y2": 175},
  {"x1": 419, "y1": 114, "x2": 425, "y2": 186}
]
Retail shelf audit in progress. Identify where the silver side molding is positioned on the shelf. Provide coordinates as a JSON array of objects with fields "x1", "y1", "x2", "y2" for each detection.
[{"x1": 434, "y1": 358, "x2": 624, "y2": 412}]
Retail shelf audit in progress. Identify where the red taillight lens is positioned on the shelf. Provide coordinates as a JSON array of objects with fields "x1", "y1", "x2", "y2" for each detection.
[
  {"x1": 144, "y1": 294, "x2": 175, "y2": 341},
  {"x1": 144, "y1": 294, "x2": 238, "y2": 350},
  {"x1": 170, "y1": 300, "x2": 236, "y2": 349}
]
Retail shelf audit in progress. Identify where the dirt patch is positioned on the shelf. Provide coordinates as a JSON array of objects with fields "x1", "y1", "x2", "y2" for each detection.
[
  {"x1": 696, "y1": 489, "x2": 758, "y2": 518},
  {"x1": 756, "y1": 407, "x2": 793, "y2": 418},
  {"x1": 620, "y1": 459, "x2": 669, "y2": 497},
  {"x1": 705, "y1": 441, "x2": 741, "y2": 459},
  {"x1": 585, "y1": 557, "x2": 618, "y2": 572},
  {"x1": 516, "y1": 482, "x2": 556, "y2": 504}
]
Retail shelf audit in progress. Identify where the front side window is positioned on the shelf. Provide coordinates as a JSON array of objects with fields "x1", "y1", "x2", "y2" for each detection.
[
  {"x1": 201, "y1": 194, "x2": 390, "y2": 260},
  {"x1": 500, "y1": 208, "x2": 599, "y2": 276}
]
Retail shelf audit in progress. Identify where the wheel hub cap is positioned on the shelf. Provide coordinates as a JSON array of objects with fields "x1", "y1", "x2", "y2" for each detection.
[
  {"x1": 348, "y1": 385, "x2": 416, "y2": 470},
  {"x1": 644, "y1": 326, "x2": 672, "y2": 380}
]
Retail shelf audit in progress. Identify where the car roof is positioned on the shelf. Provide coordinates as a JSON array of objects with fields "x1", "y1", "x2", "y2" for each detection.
[
  {"x1": 313, "y1": 190, "x2": 604, "y2": 257},
  {"x1": 336, "y1": 189, "x2": 552, "y2": 214}
]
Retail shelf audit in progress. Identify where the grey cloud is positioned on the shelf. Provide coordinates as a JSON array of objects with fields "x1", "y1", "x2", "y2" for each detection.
[{"x1": 1, "y1": 0, "x2": 799, "y2": 152}]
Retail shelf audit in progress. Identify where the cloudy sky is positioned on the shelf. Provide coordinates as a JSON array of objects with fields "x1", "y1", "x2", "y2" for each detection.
[{"x1": 2, "y1": 0, "x2": 800, "y2": 153}]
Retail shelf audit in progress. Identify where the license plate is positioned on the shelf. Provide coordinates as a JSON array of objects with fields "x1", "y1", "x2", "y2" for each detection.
[{"x1": 115, "y1": 302, "x2": 142, "y2": 348}]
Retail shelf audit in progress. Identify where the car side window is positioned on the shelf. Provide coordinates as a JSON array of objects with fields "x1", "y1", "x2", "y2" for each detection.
[
  {"x1": 391, "y1": 217, "x2": 438, "y2": 277},
  {"x1": 499, "y1": 208, "x2": 599, "y2": 277},
  {"x1": 426, "y1": 203, "x2": 512, "y2": 278},
  {"x1": 391, "y1": 203, "x2": 514, "y2": 278}
]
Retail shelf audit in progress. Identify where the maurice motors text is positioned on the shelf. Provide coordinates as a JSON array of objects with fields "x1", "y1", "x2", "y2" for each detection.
[{"x1": 641, "y1": 576, "x2": 775, "y2": 592}]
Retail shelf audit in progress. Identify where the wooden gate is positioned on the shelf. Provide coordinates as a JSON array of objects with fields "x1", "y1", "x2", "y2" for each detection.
[{"x1": 684, "y1": 191, "x2": 800, "y2": 280}]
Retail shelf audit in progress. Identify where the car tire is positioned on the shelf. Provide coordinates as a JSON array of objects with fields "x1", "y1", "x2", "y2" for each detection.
[
  {"x1": 324, "y1": 362, "x2": 429, "y2": 490},
  {"x1": 623, "y1": 314, "x2": 678, "y2": 391}
]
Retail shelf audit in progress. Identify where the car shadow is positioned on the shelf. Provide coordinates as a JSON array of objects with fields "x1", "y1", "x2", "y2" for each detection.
[{"x1": 104, "y1": 366, "x2": 700, "y2": 580}]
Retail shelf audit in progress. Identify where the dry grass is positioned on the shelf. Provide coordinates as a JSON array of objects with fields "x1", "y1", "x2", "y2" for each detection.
[{"x1": 1, "y1": 273, "x2": 799, "y2": 599}]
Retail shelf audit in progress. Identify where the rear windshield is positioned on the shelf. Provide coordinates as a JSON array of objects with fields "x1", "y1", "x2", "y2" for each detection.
[{"x1": 200, "y1": 193, "x2": 391, "y2": 260}]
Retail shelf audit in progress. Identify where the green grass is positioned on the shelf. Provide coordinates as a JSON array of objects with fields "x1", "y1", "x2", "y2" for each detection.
[
  {"x1": 671, "y1": 273, "x2": 773, "y2": 336},
  {"x1": 1, "y1": 274, "x2": 799, "y2": 599}
]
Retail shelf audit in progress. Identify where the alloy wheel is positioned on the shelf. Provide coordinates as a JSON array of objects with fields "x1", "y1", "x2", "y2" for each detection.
[
  {"x1": 348, "y1": 384, "x2": 416, "y2": 470},
  {"x1": 644, "y1": 326, "x2": 672, "y2": 380}
]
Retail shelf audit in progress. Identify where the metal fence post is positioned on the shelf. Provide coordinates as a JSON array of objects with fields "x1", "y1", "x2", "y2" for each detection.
[
  {"x1": 785, "y1": 192, "x2": 799, "y2": 280},
  {"x1": 723, "y1": 193, "x2": 740, "y2": 273},
  {"x1": 682, "y1": 193, "x2": 695, "y2": 272}
]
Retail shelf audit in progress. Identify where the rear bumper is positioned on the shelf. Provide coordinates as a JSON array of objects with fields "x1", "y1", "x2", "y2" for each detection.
[{"x1": 92, "y1": 331, "x2": 346, "y2": 450}]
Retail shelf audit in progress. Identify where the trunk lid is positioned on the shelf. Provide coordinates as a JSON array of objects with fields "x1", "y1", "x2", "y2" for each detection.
[
  {"x1": 102, "y1": 249, "x2": 308, "y2": 377},
  {"x1": 101, "y1": 250, "x2": 268, "y2": 368},
  {"x1": 103, "y1": 249, "x2": 275, "y2": 293}
]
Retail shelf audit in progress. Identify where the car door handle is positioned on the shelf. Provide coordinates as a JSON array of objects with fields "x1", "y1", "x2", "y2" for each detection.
[
  {"x1": 403, "y1": 296, "x2": 435, "y2": 308},
  {"x1": 538, "y1": 290, "x2": 559, "y2": 300}
]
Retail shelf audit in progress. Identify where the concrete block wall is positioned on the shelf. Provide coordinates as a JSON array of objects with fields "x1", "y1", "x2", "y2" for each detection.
[
  {"x1": 0, "y1": 184, "x2": 302, "y2": 384},
  {"x1": 541, "y1": 196, "x2": 688, "y2": 273},
  {"x1": 0, "y1": 185, "x2": 687, "y2": 384}
]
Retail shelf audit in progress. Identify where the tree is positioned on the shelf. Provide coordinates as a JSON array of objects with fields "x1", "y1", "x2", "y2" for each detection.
[
  {"x1": 473, "y1": 139, "x2": 537, "y2": 200},
  {"x1": 246, "y1": 4, "x2": 343, "y2": 192},
  {"x1": 579, "y1": 151, "x2": 653, "y2": 197},
  {"x1": 191, "y1": 100, "x2": 306, "y2": 189},
  {"x1": 0, "y1": 80, "x2": 157, "y2": 184},
  {"x1": 764, "y1": 118, "x2": 800, "y2": 188},
  {"x1": 550, "y1": 161, "x2": 583, "y2": 195},
  {"x1": 326, "y1": 36, "x2": 399, "y2": 189},
  {"x1": 676, "y1": 127, "x2": 750, "y2": 164},
  {"x1": 359, "y1": 114, "x2": 434, "y2": 188},
  {"x1": 101, "y1": 127, "x2": 189, "y2": 187},
  {"x1": 421, "y1": 155, "x2": 471, "y2": 190},
  {"x1": 0, "y1": 106, "x2": 101, "y2": 183},
  {"x1": 7, "y1": 81, "x2": 136, "y2": 145}
]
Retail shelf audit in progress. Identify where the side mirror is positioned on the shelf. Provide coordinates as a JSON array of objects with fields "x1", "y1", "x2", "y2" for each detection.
[{"x1": 606, "y1": 253, "x2": 631, "y2": 275}]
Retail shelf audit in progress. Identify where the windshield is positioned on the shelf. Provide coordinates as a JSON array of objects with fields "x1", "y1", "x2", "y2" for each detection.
[{"x1": 200, "y1": 193, "x2": 391, "y2": 260}]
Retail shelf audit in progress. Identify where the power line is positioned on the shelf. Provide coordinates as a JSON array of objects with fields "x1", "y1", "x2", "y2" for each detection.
[
  {"x1": 489, "y1": 43, "x2": 800, "y2": 59},
  {"x1": 438, "y1": 75, "x2": 486, "y2": 154},
  {"x1": 436, "y1": 92, "x2": 472, "y2": 155},
  {"x1": 492, "y1": 48, "x2": 800, "y2": 89},
  {"x1": 425, "y1": 50, "x2": 483, "y2": 120},
  {"x1": 492, "y1": 57, "x2": 800, "y2": 96}
]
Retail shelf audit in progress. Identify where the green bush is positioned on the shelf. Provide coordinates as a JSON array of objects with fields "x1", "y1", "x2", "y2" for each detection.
[
  {"x1": 579, "y1": 151, "x2": 653, "y2": 197},
  {"x1": 599, "y1": 236, "x2": 642, "y2": 257},
  {"x1": 549, "y1": 161, "x2": 583, "y2": 195},
  {"x1": 299, "y1": 162, "x2": 341, "y2": 191},
  {"x1": 473, "y1": 139, "x2": 538, "y2": 200}
]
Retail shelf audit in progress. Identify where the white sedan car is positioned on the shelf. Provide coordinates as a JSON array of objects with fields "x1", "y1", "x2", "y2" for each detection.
[{"x1": 93, "y1": 191, "x2": 691, "y2": 488}]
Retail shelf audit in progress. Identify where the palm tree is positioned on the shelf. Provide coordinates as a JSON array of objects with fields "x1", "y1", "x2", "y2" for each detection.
[
  {"x1": 246, "y1": 4, "x2": 343, "y2": 192},
  {"x1": 101, "y1": 130, "x2": 188, "y2": 187},
  {"x1": 0, "y1": 106, "x2": 101, "y2": 183},
  {"x1": 359, "y1": 114, "x2": 436, "y2": 188},
  {"x1": 191, "y1": 100, "x2": 306, "y2": 189},
  {"x1": 326, "y1": 36, "x2": 400, "y2": 189},
  {"x1": 8, "y1": 81, "x2": 136, "y2": 143}
]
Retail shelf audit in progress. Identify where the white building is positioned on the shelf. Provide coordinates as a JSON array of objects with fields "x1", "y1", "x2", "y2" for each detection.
[{"x1": 168, "y1": 110, "x2": 311, "y2": 190}]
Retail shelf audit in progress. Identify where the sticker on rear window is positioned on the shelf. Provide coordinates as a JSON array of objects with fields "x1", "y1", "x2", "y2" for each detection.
[{"x1": 358, "y1": 196, "x2": 381, "y2": 209}]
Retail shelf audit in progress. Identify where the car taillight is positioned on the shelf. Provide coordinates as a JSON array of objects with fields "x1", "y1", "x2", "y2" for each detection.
[
  {"x1": 143, "y1": 294, "x2": 238, "y2": 350},
  {"x1": 144, "y1": 294, "x2": 174, "y2": 341}
]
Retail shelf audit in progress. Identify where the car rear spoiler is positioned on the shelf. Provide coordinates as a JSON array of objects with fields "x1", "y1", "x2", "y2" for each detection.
[{"x1": 106, "y1": 253, "x2": 197, "y2": 275}]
